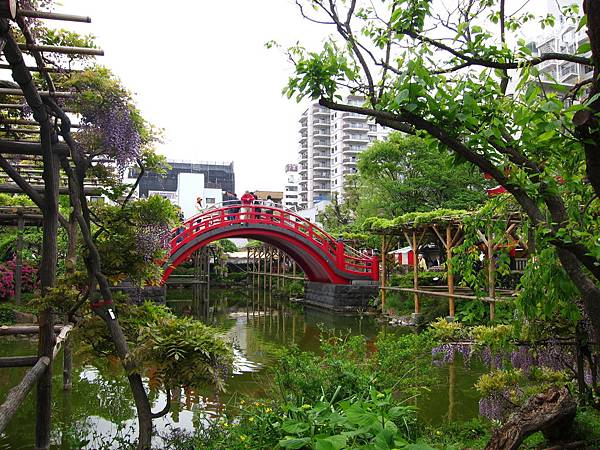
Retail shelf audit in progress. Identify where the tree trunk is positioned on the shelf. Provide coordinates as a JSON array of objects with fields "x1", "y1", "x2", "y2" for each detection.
[{"x1": 485, "y1": 386, "x2": 576, "y2": 450}]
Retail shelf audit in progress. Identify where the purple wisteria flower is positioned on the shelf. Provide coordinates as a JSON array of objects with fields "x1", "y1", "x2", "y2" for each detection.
[{"x1": 135, "y1": 223, "x2": 171, "y2": 261}]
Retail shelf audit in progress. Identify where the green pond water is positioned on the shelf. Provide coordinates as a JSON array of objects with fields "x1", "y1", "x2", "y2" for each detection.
[{"x1": 0, "y1": 287, "x2": 483, "y2": 449}]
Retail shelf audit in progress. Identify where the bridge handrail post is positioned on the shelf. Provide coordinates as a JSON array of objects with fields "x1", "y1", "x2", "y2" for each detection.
[
  {"x1": 335, "y1": 242, "x2": 345, "y2": 270},
  {"x1": 371, "y1": 254, "x2": 379, "y2": 281}
]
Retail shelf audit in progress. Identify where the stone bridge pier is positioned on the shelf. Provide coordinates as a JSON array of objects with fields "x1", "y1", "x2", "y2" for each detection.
[{"x1": 303, "y1": 281, "x2": 378, "y2": 311}]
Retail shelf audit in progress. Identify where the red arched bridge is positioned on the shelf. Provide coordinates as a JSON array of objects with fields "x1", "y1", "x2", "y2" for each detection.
[{"x1": 162, "y1": 202, "x2": 379, "y2": 285}]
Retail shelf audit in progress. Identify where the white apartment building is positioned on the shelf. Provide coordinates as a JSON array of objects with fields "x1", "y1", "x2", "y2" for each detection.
[
  {"x1": 283, "y1": 163, "x2": 300, "y2": 210},
  {"x1": 298, "y1": 95, "x2": 389, "y2": 209},
  {"x1": 532, "y1": 1, "x2": 592, "y2": 87}
]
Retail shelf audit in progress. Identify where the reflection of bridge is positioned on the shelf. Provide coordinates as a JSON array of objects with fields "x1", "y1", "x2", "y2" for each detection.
[{"x1": 162, "y1": 202, "x2": 379, "y2": 286}]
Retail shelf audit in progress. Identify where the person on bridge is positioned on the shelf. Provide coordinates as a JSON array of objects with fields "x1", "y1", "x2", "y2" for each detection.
[
  {"x1": 241, "y1": 191, "x2": 255, "y2": 220},
  {"x1": 264, "y1": 195, "x2": 276, "y2": 219}
]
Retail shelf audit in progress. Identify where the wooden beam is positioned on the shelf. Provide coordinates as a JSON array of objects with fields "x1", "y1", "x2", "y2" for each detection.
[
  {"x1": 0, "y1": 325, "x2": 63, "y2": 335},
  {"x1": 0, "y1": 139, "x2": 68, "y2": 155},
  {"x1": 0, "y1": 63, "x2": 79, "y2": 73},
  {"x1": 0, "y1": 356, "x2": 49, "y2": 433},
  {"x1": 0, "y1": 355, "x2": 38, "y2": 368},
  {"x1": 0, "y1": 87, "x2": 75, "y2": 97},
  {"x1": 18, "y1": 43, "x2": 103, "y2": 56},
  {"x1": 0, "y1": 183, "x2": 102, "y2": 195},
  {"x1": 17, "y1": 9, "x2": 91, "y2": 23}
]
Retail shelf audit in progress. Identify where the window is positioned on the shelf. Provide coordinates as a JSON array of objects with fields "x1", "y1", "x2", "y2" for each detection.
[{"x1": 206, "y1": 198, "x2": 215, "y2": 204}]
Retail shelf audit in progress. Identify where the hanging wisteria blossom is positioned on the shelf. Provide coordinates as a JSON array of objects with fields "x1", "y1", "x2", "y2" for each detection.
[
  {"x1": 79, "y1": 94, "x2": 142, "y2": 175},
  {"x1": 135, "y1": 222, "x2": 171, "y2": 262}
]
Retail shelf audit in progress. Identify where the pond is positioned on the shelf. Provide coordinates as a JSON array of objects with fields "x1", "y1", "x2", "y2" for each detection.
[{"x1": 0, "y1": 286, "x2": 483, "y2": 449}]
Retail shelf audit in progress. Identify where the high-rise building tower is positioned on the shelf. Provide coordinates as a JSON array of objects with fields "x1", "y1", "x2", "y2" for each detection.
[
  {"x1": 283, "y1": 163, "x2": 300, "y2": 210},
  {"x1": 297, "y1": 95, "x2": 388, "y2": 209}
]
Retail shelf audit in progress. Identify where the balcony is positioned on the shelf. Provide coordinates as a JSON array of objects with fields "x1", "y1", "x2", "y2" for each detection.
[
  {"x1": 314, "y1": 185, "x2": 331, "y2": 192},
  {"x1": 301, "y1": 174, "x2": 308, "y2": 181},
  {"x1": 313, "y1": 171, "x2": 331, "y2": 180},
  {"x1": 343, "y1": 144, "x2": 366, "y2": 153},
  {"x1": 313, "y1": 152, "x2": 330, "y2": 159},
  {"x1": 299, "y1": 134, "x2": 308, "y2": 143},
  {"x1": 313, "y1": 141, "x2": 330, "y2": 148},
  {"x1": 342, "y1": 122, "x2": 368, "y2": 131},
  {"x1": 559, "y1": 62, "x2": 579, "y2": 82},
  {"x1": 313, "y1": 163, "x2": 331, "y2": 169},
  {"x1": 344, "y1": 134, "x2": 369, "y2": 143},
  {"x1": 313, "y1": 106, "x2": 330, "y2": 116},
  {"x1": 298, "y1": 165, "x2": 308, "y2": 173},
  {"x1": 342, "y1": 112, "x2": 367, "y2": 120},
  {"x1": 299, "y1": 152, "x2": 307, "y2": 162},
  {"x1": 342, "y1": 158, "x2": 356, "y2": 165},
  {"x1": 313, "y1": 118, "x2": 330, "y2": 126}
]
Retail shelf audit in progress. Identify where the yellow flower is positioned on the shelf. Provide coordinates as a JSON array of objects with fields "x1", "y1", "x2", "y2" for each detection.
[
  {"x1": 254, "y1": 402, "x2": 260, "y2": 407},
  {"x1": 435, "y1": 430, "x2": 442, "y2": 436},
  {"x1": 301, "y1": 404, "x2": 311, "y2": 410},
  {"x1": 248, "y1": 417, "x2": 255, "y2": 422},
  {"x1": 239, "y1": 435, "x2": 248, "y2": 442},
  {"x1": 240, "y1": 400, "x2": 245, "y2": 405},
  {"x1": 265, "y1": 408, "x2": 273, "y2": 413}
]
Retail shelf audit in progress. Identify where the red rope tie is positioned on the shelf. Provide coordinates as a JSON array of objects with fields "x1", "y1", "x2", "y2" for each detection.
[{"x1": 90, "y1": 299, "x2": 114, "y2": 309}]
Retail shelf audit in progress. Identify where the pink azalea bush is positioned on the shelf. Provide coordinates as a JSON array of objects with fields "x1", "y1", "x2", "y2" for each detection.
[{"x1": 0, "y1": 259, "x2": 38, "y2": 300}]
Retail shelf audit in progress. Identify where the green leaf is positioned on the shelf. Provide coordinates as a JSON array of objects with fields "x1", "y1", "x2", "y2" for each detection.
[
  {"x1": 315, "y1": 435, "x2": 347, "y2": 450},
  {"x1": 577, "y1": 14, "x2": 588, "y2": 32},
  {"x1": 281, "y1": 420, "x2": 310, "y2": 434},
  {"x1": 537, "y1": 130, "x2": 556, "y2": 142},
  {"x1": 279, "y1": 437, "x2": 312, "y2": 449},
  {"x1": 577, "y1": 42, "x2": 591, "y2": 54},
  {"x1": 374, "y1": 429, "x2": 395, "y2": 449},
  {"x1": 345, "y1": 404, "x2": 381, "y2": 429}
]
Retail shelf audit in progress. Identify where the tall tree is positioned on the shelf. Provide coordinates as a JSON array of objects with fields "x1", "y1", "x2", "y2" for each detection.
[
  {"x1": 357, "y1": 133, "x2": 489, "y2": 215},
  {"x1": 283, "y1": 0, "x2": 600, "y2": 341}
]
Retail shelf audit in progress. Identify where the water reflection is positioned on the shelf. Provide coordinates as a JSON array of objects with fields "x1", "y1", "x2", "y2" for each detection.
[{"x1": 0, "y1": 286, "x2": 481, "y2": 449}]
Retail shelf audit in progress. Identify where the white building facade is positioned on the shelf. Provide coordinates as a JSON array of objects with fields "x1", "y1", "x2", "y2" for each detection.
[
  {"x1": 533, "y1": 1, "x2": 592, "y2": 87},
  {"x1": 298, "y1": 95, "x2": 389, "y2": 209},
  {"x1": 283, "y1": 163, "x2": 300, "y2": 210}
]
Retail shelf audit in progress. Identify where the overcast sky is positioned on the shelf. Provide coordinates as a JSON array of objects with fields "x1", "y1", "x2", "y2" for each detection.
[
  {"x1": 59, "y1": 0, "x2": 327, "y2": 194},
  {"x1": 49, "y1": 1, "x2": 556, "y2": 194}
]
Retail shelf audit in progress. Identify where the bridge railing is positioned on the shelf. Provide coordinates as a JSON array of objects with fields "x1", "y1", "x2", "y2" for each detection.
[{"x1": 170, "y1": 201, "x2": 378, "y2": 280}]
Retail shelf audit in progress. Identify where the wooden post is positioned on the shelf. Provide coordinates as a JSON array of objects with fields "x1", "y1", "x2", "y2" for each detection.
[
  {"x1": 446, "y1": 225, "x2": 455, "y2": 319},
  {"x1": 246, "y1": 246, "x2": 250, "y2": 284},
  {"x1": 380, "y1": 235, "x2": 386, "y2": 311},
  {"x1": 269, "y1": 246, "x2": 273, "y2": 290},
  {"x1": 412, "y1": 230, "x2": 420, "y2": 315},
  {"x1": 487, "y1": 226, "x2": 496, "y2": 321},
  {"x1": 276, "y1": 249, "x2": 281, "y2": 289},
  {"x1": 62, "y1": 340, "x2": 72, "y2": 390},
  {"x1": 262, "y1": 246, "x2": 267, "y2": 291},
  {"x1": 14, "y1": 211, "x2": 23, "y2": 304},
  {"x1": 448, "y1": 362, "x2": 456, "y2": 422}
]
